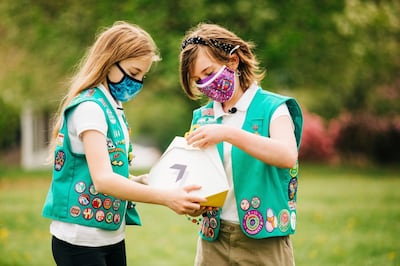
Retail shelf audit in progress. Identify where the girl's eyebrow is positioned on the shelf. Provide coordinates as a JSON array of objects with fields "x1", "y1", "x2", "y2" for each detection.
[{"x1": 127, "y1": 66, "x2": 142, "y2": 73}]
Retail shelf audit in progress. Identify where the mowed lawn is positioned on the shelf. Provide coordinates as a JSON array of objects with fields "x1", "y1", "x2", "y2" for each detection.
[{"x1": 0, "y1": 163, "x2": 399, "y2": 266}]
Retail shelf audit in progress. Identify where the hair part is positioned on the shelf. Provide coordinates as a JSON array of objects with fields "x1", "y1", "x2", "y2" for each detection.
[{"x1": 179, "y1": 23, "x2": 265, "y2": 100}]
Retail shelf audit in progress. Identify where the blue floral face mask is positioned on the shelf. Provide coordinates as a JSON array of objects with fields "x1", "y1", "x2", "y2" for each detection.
[{"x1": 107, "y1": 62, "x2": 143, "y2": 102}]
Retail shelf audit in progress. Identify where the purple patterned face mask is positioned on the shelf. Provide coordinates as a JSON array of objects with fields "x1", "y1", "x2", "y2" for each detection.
[{"x1": 196, "y1": 65, "x2": 235, "y2": 103}]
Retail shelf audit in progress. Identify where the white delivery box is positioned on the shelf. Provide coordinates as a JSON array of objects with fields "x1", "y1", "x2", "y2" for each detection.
[{"x1": 148, "y1": 136, "x2": 229, "y2": 207}]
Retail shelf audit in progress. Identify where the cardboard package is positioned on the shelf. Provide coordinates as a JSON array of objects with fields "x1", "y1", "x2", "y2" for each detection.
[{"x1": 148, "y1": 136, "x2": 229, "y2": 207}]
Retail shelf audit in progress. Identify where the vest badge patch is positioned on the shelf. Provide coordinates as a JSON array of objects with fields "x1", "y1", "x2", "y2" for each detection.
[
  {"x1": 54, "y1": 150, "x2": 66, "y2": 171},
  {"x1": 56, "y1": 133, "x2": 64, "y2": 147},
  {"x1": 201, "y1": 108, "x2": 214, "y2": 116},
  {"x1": 106, "y1": 108, "x2": 117, "y2": 124}
]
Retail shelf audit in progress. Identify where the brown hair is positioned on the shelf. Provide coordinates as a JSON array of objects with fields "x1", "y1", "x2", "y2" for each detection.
[
  {"x1": 179, "y1": 23, "x2": 265, "y2": 100},
  {"x1": 48, "y1": 21, "x2": 160, "y2": 158}
]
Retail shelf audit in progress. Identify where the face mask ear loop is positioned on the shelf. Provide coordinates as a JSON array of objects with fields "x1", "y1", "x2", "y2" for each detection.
[
  {"x1": 229, "y1": 45, "x2": 240, "y2": 55},
  {"x1": 116, "y1": 62, "x2": 132, "y2": 78}
]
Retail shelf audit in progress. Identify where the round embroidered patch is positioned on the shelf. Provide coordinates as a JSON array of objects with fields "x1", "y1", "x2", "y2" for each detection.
[
  {"x1": 291, "y1": 212, "x2": 296, "y2": 230},
  {"x1": 209, "y1": 217, "x2": 218, "y2": 229},
  {"x1": 96, "y1": 210, "x2": 105, "y2": 222},
  {"x1": 113, "y1": 199, "x2": 121, "y2": 211},
  {"x1": 75, "y1": 181, "x2": 86, "y2": 193},
  {"x1": 103, "y1": 198, "x2": 112, "y2": 209},
  {"x1": 89, "y1": 185, "x2": 98, "y2": 195},
  {"x1": 207, "y1": 228, "x2": 215, "y2": 238},
  {"x1": 290, "y1": 161, "x2": 298, "y2": 177},
  {"x1": 78, "y1": 194, "x2": 90, "y2": 206},
  {"x1": 242, "y1": 210, "x2": 264, "y2": 235},
  {"x1": 202, "y1": 217, "x2": 210, "y2": 229},
  {"x1": 70, "y1": 206, "x2": 81, "y2": 217},
  {"x1": 114, "y1": 213, "x2": 121, "y2": 224},
  {"x1": 251, "y1": 196, "x2": 261, "y2": 209},
  {"x1": 92, "y1": 197, "x2": 102, "y2": 209},
  {"x1": 82, "y1": 208, "x2": 93, "y2": 220},
  {"x1": 266, "y1": 208, "x2": 277, "y2": 233},
  {"x1": 240, "y1": 199, "x2": 250, "y2": 211},
  {"x1": 106, "y1": 212, "x2": 113, "y2": 223},
  {"x1": 278, "y1": 209, "x2": 290, "y2": 232}
]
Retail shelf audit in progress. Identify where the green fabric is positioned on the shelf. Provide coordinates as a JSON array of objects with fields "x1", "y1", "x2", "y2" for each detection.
[
  {"x1": 191, "y1": 87, "x2": 303, "y2": 240},
  {"x1": 42, "y1": 88, "x2": 141, "y2": 230}
]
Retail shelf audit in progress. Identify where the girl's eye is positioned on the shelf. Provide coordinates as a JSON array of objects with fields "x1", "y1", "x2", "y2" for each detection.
[
  {"x1": 130, "y1": 72, "x2": 139, "y2": 78},
  {"x1": 129, "y1": 73, "x2": 145, "y2": 81},
  {"x1": 194, "y1": 70, "x2": 215, "y2": 84},
  {"x1": 199, "y1": 72, "x2": 213, "y2": 81}
]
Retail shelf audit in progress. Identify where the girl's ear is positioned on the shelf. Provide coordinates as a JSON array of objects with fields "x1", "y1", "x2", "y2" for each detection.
[{"x1": 227, "y1": 54, "x2": 239, "y2": 70}]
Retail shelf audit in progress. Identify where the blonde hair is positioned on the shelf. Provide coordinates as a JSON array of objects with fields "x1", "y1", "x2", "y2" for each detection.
[
  {"x1": 179, "y1": 23, "x2": 265, "y2": 100},
  {"x1": 48, "y1": 21, "x2": 160, "y2": 157}
]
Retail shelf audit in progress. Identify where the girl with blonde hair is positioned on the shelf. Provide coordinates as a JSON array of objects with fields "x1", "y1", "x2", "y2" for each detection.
[{"x1": 42, "y1": 21, "x2": 205, "y2": 266}]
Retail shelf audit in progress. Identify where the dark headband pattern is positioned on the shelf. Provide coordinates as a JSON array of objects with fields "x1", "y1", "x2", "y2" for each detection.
[{"x1": 181, "y1": 36, "x2": 238, "y2": 54}]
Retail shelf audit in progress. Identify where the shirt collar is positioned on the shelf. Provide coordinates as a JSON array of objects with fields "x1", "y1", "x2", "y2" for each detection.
[
  {"x1": 98, "y1": 83, "x2": 123, "y2": 110},
  {"x1": 214, "y1": 82, "x2": 259, "y2": 119}
]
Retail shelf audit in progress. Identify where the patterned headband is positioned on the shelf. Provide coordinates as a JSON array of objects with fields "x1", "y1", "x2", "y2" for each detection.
[{"x1": 181, "y1": 36, "x2": 240, "y2": 55}]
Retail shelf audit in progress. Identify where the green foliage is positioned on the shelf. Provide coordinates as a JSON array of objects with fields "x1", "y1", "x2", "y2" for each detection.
[
  {"x1": 0, "y1": 0, "x2": 399, "y2": 149},
  {"x1": 0, "y1": 164, "x2": 399, "y2": 265},
  {"x1": 0, "y1": 98, "x2": 20, "y2": 149},
  {"x1": 126, "y1": 87, "x2": 195, "y2": 150}
]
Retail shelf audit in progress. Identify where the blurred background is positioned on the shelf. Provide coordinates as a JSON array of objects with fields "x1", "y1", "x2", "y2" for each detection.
[
  {"x1": 0, "y1": 1, "x2": 399, "y2": 265},
  {"x1": 0, "y1": 0, "x2": 399, "y2": 169}
]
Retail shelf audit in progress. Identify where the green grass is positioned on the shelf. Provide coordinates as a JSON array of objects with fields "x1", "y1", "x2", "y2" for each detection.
[{"x1": 0, "y1": 163, "x2": 399, "y2": 266}]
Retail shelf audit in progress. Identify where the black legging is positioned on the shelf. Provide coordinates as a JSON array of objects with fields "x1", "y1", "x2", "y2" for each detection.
[{"x1": 52, "y1": 236, "x2": 127, "y2": 266}]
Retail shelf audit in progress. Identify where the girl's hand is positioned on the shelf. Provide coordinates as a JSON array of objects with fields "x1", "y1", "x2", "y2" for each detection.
[
  {"x1": 164, "y1": 184, "x2": 207, "y2": 215},
  {"x1": 185, "y1": 124, "x2": 228, "y2": 148}
]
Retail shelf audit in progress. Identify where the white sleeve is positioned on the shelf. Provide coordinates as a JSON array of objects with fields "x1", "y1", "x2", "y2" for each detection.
[
  {"x1": 67, "y1": 101, "x2": 107, "y2": 154},
  {"x1": 270, "y1": 103, "x2": 294, "y2": 130},
  {"x1": 73, "y1": 101, "x2": 107, "y2": 137}
]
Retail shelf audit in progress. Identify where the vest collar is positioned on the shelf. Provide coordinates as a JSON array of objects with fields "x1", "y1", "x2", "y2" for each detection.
[
  {"x1": 213, "y1": 82, "x2": 259, "y2": 119},
  {"x1": 97, "y1": 84, "x2": 124, "y2": 111}
]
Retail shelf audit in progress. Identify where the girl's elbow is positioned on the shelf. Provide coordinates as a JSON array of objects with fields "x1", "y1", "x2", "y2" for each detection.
[
  {"x1": 281, "y1": 151, "x2": 298, "y2": 169},
  {"x1": 90, "y1": 174, "x2": 110, "y2": 194}
]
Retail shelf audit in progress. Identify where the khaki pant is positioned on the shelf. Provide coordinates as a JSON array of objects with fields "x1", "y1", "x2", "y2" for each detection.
[{"x1": 194, "y1": 220, "x2": 295, "y2": 266}]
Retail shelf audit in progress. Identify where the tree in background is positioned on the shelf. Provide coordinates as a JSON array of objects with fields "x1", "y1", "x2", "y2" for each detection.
[{"x1": 0, "y1": 0, "x2": 398, "y2": 161}]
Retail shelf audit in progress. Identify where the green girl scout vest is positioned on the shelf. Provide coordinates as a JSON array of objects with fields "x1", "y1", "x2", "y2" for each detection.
[
  {"x1": 42, "y1": 88, "x2": 141, "y2": 230},
  {"x1": 191, "y1": 88, "x2": 303, "y2": 241}
]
